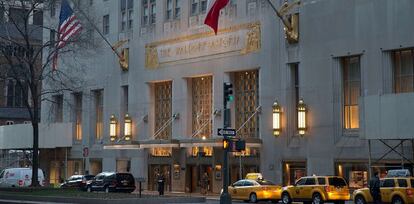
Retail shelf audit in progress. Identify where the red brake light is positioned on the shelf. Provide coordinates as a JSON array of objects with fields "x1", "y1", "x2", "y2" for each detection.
[
  {"x1": 325, "y1": 186, "x2": 331, "y2": 192},
  {"x1": 18, "y1": 180, "x2": 24, "y2": 186}
]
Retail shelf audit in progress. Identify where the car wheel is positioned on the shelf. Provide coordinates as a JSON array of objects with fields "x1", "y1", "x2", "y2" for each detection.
[
  {"x1": 281, "y1": 192, "x2": 292, "y2": 204},
  {"x1": 87, "y1": 186, "x2": 92, "y2": 192},
  {"x1": 105, "y1": 186, "x2": 110, "y2": 193},
  {"x1": 249, "y1": 193, "x2": 258, "y2": 203},
  {"x1": 354, "y1": 195, "x2": 366, "y2": 204},
  {"x1": 312, "y1": 193, "x2": 324, "y2": 204},
  {"x1": 392, "y1": 196, "x2": 404, "y2": 204}
]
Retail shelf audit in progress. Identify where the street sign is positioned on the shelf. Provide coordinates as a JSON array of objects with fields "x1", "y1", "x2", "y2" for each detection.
[{"x1": 217, "y1": 128, "x2": 236, "y2": 136}]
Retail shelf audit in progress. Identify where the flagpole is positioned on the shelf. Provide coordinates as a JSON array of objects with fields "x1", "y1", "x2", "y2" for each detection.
[
  {"x1": 266, "y1": 0, "x2": 292, "y2": 31},
  {"x1": 72, "y1": 1, "x2": 123, "y2": 59}
]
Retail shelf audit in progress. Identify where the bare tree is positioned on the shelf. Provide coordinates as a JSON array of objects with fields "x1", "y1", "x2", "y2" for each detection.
[{"x1": 0, "y1": 0, "x2": 96, "y2": 187}]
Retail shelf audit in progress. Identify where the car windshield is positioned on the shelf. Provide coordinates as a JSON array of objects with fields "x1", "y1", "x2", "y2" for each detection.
[{"x1": 257, "y1": 180, "x2": 275, "y2": 185}]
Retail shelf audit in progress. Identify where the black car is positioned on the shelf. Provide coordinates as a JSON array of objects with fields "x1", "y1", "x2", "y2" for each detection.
[
  {"x1": 60, "y1": 175, "x2": 95, "y2": 190},
  {"x1": 86, "y1": 172, "x2": 135, "y2": 193}
]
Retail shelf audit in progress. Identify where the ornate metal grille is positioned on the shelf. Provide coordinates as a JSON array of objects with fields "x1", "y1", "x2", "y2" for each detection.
[
  {"x1": 192, "y1": 76, "x2": 212, "y2": 139},
  {"x1": 154, "y1": 81, "x2": 172, "y2": 140},
  {"x1": 235, "y1": 70, "x2": 259, "y2": 138}
]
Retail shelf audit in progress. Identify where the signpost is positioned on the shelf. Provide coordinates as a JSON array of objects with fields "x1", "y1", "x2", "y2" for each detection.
[{"x1": 218, "y1": 128, "x2": 236, "y2": 137}]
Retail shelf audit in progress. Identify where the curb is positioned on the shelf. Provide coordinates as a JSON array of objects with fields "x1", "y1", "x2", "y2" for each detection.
[{"x1": 0, "y1": 194, "x2": 206, "y2": 204}]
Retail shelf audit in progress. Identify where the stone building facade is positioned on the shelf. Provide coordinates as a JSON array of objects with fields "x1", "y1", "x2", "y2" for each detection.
[{"x1": 41, "y1": 0, "x2": 414, "y2": 192}]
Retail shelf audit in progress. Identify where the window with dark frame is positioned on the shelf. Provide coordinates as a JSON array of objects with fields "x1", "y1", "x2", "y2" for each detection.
[
  {"x1": 53, "y1": 95, "x2": 63, "y2": 123},
  {"x1": 142, "y1": 0, "x2": 156, "y2": 26},
  {"x1": 103, "y1": 15, "x2": 110, "y2": 35},
  {"x1": 393, "y1": 49, "x2": 414, "y2": 93},
  {"x1": 166, "y1": 0, "x2": 181, "y2": 21},
  {"x1": 120, "y1": 0, "x2": 134, "y2": 31},
  {"x1": 191, "y1": 0, "x2": 208, "y2": 16},
  {"x1": 342, "y1": 56, "x2": 361, "y2": 130}
]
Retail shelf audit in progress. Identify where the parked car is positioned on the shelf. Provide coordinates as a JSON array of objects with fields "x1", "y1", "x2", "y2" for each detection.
[
  {"x1": 228, "y1": 179, "x2": 281, "y2": 203},
  {"x1": 281, "y1": 176, "x2": 350, "y2": 204},
  {"x1": 85, "y1": 172, "x2": 135, "y2": 193},
  {"x1": 0, "y1": 168, "x2": 45, "y2": 187},
  {"x1": 353, "y1": 177, "x2": 414, "y2": 204},
  {"x1": 60, "y1": 174, "x2": 95, "y2": 190}
]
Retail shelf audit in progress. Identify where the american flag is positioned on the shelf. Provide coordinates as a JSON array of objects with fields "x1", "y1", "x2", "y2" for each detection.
[{"x1": 52, "y1": 0, "x2": 82, "y2": 70}]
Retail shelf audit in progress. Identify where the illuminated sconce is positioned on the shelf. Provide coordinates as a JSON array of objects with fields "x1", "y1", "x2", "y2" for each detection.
[
  {"x1": 272, "y1": 101, "x2": 281, "y2": 136},
  {"x1": 110, "y1": 115, "x2": 117, "y2": 142},
  {"x1": 124, "y1": 113, "x2": 132, "y2": 141},
  {"x1": 297, "y1": 98, "x2": 307, "y2": 136}
]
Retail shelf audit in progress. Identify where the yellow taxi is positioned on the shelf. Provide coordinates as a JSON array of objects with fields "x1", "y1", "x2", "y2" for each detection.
[
  {"x1": 228, "y1": 179, "x2": 282, "y2": 203},
  {"x1": 353, "y1": 177, "x2": 414, "y2": 204},
  {"x1": 281, "y1": 176, "x2": 350, "y2": 204}
]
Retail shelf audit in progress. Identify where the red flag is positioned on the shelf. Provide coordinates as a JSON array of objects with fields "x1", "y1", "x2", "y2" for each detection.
[{"x1": 204, "y1": 0, "x2": 229, "y2": 35}]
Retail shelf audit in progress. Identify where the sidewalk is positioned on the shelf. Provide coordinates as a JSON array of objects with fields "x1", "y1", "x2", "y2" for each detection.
[{"x1": 137, "y1": 190, "x2": 220, "y2": 200}]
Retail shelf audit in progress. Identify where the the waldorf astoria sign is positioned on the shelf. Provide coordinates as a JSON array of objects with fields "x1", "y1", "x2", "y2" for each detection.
[{"x1": 145, "y1": 22, "x2": 261, "y2": 69}]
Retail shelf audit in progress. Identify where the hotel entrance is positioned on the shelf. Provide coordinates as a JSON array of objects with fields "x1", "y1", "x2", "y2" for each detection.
[
  {"x1": 148, "y1": 164, "x2": 171, "y2": 192},
  {"x1": 185, "y1": 164, "x2": 213, "y2": 193}
]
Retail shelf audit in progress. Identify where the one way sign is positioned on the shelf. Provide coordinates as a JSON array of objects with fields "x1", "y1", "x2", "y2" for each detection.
[{"x1": 218, "y1": 128, "x2": 236, "y2": 136}]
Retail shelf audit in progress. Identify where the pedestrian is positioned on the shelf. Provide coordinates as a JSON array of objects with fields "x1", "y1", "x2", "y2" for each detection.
[
  {"x1": 157, "y1": 173, "x2": 165, "y2": 196},
  {"x1": 369, "y1": 171, "x2": 381, "y2": 204},
  {"x1": 201, "y1": 172, "x2": 209, "y2": 195}
]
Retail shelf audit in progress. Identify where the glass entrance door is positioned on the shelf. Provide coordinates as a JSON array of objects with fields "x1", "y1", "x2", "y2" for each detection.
[{"x1": 148, "y1": 164, "x2": 171, "y2": 191}]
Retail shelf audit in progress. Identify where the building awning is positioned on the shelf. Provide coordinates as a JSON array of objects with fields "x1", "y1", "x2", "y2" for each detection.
[
  {"x1": 103, "y1": 144, "x2": 140, "y2": 150},
  {"x1": 137, "y1": 139, "x2": 180, "y2": 149},
  {"x1": 179, "y1": 138, "x2": 222, "y2": 147}
]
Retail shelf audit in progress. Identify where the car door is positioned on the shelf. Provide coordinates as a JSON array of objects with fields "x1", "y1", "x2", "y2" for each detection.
[
  {"x1": 302, "y1": 177, "x2": 316, "y2": 200},
  {"x1": 381, "y1": 178, "x2": 395, "y2": 203},
  {"x1": 92, "y1": 174, "x2": 103, "y2": 190},
  {"x1": 241, "y1": 180, "x2": 256, "y2": 200},
  {"x1": 294, "y1": 178, "x2": 307, "y2": 200},
  {"x1": 230, "y1": 180, "x2": 245, "y2": 199}
]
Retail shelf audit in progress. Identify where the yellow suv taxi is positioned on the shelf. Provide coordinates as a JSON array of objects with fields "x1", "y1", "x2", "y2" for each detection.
[
  {"x1": 281, "y1": 176, "x2": 350, "y2": 204},
  {"x1": 228, "y1": 179, "x2": 281, "y2": 203},
  {"x1": 353, "y1": 177, "x2": 414, "y2": 204}
]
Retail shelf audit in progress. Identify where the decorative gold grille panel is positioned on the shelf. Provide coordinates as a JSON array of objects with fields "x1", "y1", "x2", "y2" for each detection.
[
  {"x1": 154, "y1": 81, "x2": 172, "y2": 140},
  {"x1": 235, "y1": 70, "x2": 259, "y2": 138},
  {"x1": 192, "y1": 76, "x2": 212, "y2": 138}
]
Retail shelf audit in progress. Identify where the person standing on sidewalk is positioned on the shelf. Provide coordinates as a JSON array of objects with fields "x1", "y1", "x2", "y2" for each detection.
[
  {"x1": 157, "y1": 173, "x2": 165, "y2": 196},
  {"x1": 369, "y1": 171, "x2": 381, "y2": 204},
  {"x1": 201, "y1": 172, "x2": 209, "y2": 195}
]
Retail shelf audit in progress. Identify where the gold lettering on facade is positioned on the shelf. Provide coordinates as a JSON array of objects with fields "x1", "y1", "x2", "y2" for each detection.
[
  {"x1": 241, "y1": 24, "x2": 261, "y2": 55},
  {"x1": 145, "y1": 22, "x2": 261, "y2": 69},
  {"x1": 145, "y1": 46, "x2": 159, "y2": 69}
]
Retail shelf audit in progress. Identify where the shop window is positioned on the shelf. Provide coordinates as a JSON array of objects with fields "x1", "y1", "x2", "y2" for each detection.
[
  {"x1": 393, "y1": 49, "x2": 414, "y2": 93},
  {"x1": 283, "y1": 161, "x2": 306, "y2": 186},
  {"x1": 154, "y1": 81, "x2": 172, "y2": 140},
  {"x1": 116, "y1": 159, "x2": 131, "y2": 173},
  {"x1": 342, "y1": 56, "x2": 361, "y2": 130},
  {"x1": 235, "y1": 70, "x2": 259, "y2": 139},
  {"x1": 191, "y1": 76, "x2": 212, "y2": 139},
  {"x1": 336, "y1": 163, "x2": 368, "y2": 189}
]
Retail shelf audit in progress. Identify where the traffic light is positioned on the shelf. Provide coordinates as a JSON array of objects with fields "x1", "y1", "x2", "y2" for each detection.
[
  {"x1": 223, "y1": 82, "x2": 234, "y2": 103},
  {"x1": 223, "y1": 139, "x2": 231, "y2": 150},
  {"x1": 235, "y1": 140, "x2": 246, "y2": 151}
]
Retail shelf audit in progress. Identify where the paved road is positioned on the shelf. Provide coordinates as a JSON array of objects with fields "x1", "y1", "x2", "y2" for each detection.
[{"x1": 202, "y1": 200, "x2": 354, "y2": 204}]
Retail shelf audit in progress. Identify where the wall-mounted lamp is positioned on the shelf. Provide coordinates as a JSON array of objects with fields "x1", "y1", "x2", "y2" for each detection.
[
  {"x1": 124, "y1": 113, "x2": 132, "y2": 141},
  {"x1": 297, "y1": 98, "x2": 307, "y2": 136},
  {"x1": 272, "y1": 101, "x2": 281, "y2": 136},
  {"x1": 110, "y1": 114, "x2": 117, "y2": 142}
]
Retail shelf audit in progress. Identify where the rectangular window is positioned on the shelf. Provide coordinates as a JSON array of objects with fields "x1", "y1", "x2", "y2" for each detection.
[
  {"x1": 342, "y1": 56, "x2": 361, "y2": 130},
  {"x1": 0, "y1": 7, "x2": 4, "y2": 24},
  {"x1": 50, "y1": 0, "x2": 56, "y2": 17},
  {"x1": 191, "y1": 0, "x2": 208, "y2": 15},
  {"x1": 122, "y1": 86, "x2": 128, "y2": 114},
  {"x1": 53, "y1": 95, "x2": 63, "y2": 123},
  {"x1": 142, "y1": 0, "x2": 156, "y2": 26},
  {"x1": 192, "y1": 76, "x2": 212, "y2": 139},
  {"x1": 235, "y1": 70, "x2": 259, "y2": 139},
  {"x1": 103, "y1": 15, "x2": 109, "y2": 35},
  {"x1": 74, "y1": 93, "x2": 82, "y2": 141},
  {"x1": 166, "y1": 0, "x2": 181, "y2": 21},
  {"x1": 50, "y1": 29, "x2": 56, "y2": 49},
  {"x1": 154, "y1": 82, "x2": 172, "y2": 140},
  {"x1": 95, "y1": 90, "x2": 103, "y2": 140},
  {"x1": 33, "y1": 10, "x2": 43, "y2": 26},
  {"x1": 121, "y1": 0, "x2": 134, "y2": 31},
  {"x1": 393, "y1": 49, "x2": 414, "y2": 93}
]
